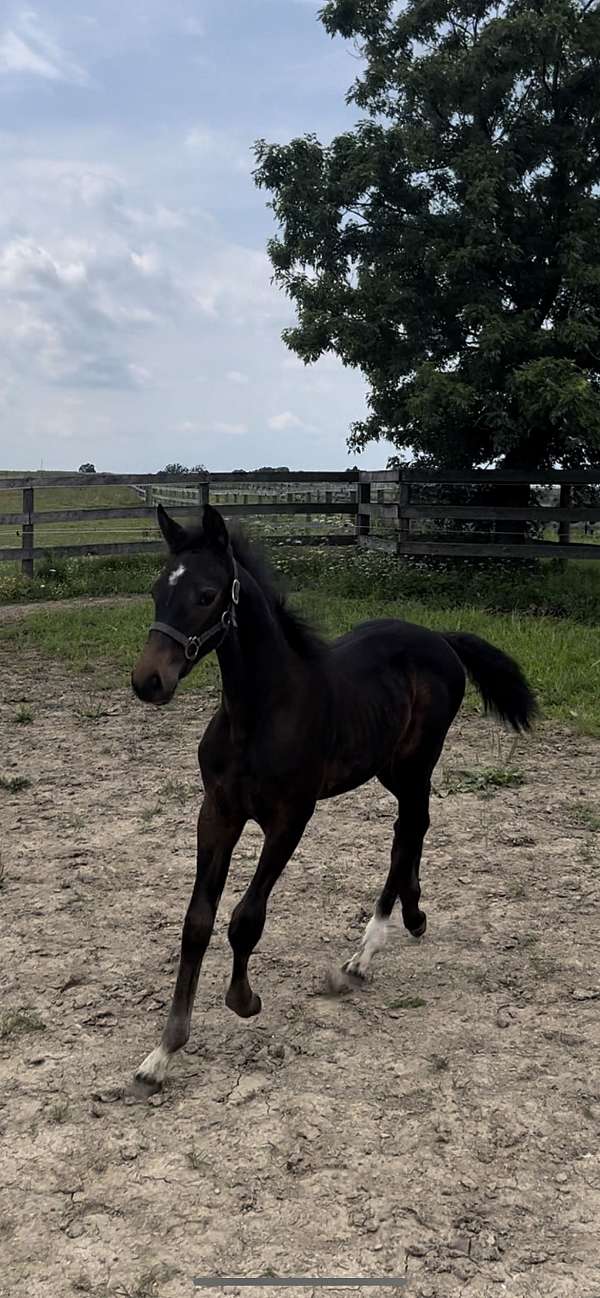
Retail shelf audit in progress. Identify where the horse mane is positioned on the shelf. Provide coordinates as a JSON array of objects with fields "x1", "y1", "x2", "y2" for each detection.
[
  {"x1": 230, "y1": 526, "x2": 326, "y2": 661},
  {"x1": 185, "y1": 517, "x2": 326, "y2": 661}
]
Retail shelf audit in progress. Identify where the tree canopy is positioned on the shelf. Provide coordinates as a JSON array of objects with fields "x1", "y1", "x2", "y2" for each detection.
[{"x1": 255, "y1": 0, "x2": 600, "y2": 470}]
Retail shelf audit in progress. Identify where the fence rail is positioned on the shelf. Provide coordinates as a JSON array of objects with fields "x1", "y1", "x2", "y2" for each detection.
[{"x1": 1, "y1": 467, "x2": 600, "y2": 575}]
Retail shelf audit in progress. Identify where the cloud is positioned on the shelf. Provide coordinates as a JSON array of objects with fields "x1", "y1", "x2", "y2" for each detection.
[
  {"x1": 268, "y1": 411, "x2": 305, "y2": 431},
  {"x1": 214, "y1": 420, "x2": 248, "y2": 436},
  {"x1": 185, "y1": 124, "x2": 252, "y2": 174},
  {"x1": 0, "y1": 12, "x2": 88, "y2": 84},
  {"x1": 226, "y1": 369, "x2": 248, "y2": 384},
  {"x1": 192, "y1": 246, "x2": 288, "y2": 324}
]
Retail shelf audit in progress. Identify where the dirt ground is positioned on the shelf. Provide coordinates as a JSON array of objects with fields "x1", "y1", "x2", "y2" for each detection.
[{"x1": 1, "y1": 641, "x2": 600, "y2": 1298}]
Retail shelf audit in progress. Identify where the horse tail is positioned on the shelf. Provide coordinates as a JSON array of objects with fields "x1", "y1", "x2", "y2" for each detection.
[{"x1": 443, "y1": 632, "x2": 537, "y2": 733}]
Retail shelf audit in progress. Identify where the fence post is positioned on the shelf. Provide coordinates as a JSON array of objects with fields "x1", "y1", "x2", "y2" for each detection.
[
  {"x1": 558, "y1": 483, "x2": 572, "y2": 546},
  {"x1": 21, "y1": 486, "x2": 34, "y2": 578},
  {"x1": 357, "y1": 477, "x2": 371, "y2": 544},
  {"x1": 397, "y1": 473, "x2": 411, "y2": 552},
  {"x1": 198, "y1": 478, "x2": 209, "y2": 509}
]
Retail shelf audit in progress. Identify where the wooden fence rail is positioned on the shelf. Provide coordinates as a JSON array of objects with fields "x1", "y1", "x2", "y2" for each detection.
[
  {"x1": 1, "y1": 467, "x2": 600, "y2": 575},
  {"x1": 358, "y1": 468, "x2": 600, "y2": 561},
  {"x1": 0, "y1": 472, "x2": 359, "y2": 575}
]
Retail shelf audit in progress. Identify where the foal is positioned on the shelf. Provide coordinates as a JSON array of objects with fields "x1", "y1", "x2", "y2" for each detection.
[{"x1": 131, "y1": 503, "x2": 536, "y2": 1095}]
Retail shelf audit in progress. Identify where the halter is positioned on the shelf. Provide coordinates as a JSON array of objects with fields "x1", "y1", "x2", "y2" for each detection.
[{"x1": 149, "y1": 555, "x2": 240, "y2": 662}]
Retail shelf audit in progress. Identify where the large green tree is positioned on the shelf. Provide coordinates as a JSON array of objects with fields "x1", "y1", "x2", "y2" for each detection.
[{"x1": 255, "y1": 0, "x2": 600, "y2": 471}]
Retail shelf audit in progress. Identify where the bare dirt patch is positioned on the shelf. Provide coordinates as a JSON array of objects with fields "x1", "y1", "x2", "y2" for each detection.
[{"x1": 1, "y1": 648, "x2": 599, "y2": 1298}]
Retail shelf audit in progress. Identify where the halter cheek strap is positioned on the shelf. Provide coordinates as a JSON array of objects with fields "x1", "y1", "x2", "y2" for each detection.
[{"x1": 149, "y1": 557, "x2": 240, "y2": 662}]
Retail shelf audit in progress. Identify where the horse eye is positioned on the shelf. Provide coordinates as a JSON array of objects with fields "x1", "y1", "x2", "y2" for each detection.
[{"x1": 198, "y1": 589, "x2": 216, "y2": 607}]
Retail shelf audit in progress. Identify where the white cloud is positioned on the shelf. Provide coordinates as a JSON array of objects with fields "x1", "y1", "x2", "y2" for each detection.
[
  {"x1": 214, "y1": 420, "x2": 248, "y2": 436},
  {"x1": 268, "y1": 411, "x2": 305, "y2": 431},
  {"x1": 0, "y1": 12, "x2": 88, "y2": 84},
  {"x1": 192, "y1": 246, "x2": 288, "y2": 324},
  {"x1": 226, "y1": 369, "x2": 248, "y2": 384},
  {"x1": 185, "y1": 124, "x2": 252, "y2": 174}
]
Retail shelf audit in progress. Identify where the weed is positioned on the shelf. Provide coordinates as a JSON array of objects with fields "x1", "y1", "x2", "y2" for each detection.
[
  {"x1": 0, "y1": 774, "x2": 31, "y2": 793},
  {"x1": 572, "y1": 804, "x2": 600, "y2": 833},
  {"x1": 0, "y1": 1007, "x2": 45, "y2": 1040},
  {"x1": 141, "y1": 803, "x2": 162, "y2": 823},
  {"x1": 14, "y1": 706, "x2": 33, "y2": 725},
  {"x1": 439, "y1": 767, "x2": 526, "y2": 797},
  {"x1": 163, "y1": 779, "x2": 193, "y2": 806},
  {"x1": 387, "y1": 995, "x2": 427, "y2": 1010},
  {"x1": 186, "y1": 1145, "x2": 210, "y2": 1172},
  {"x1": 46, "y1": 1099, "x2": 70, "y2": 1124},
  {"x1": 78, "y1": 703, "x2": 112, "y2": 720},
  {"x1": 506, "y1": 878, "x2": 527, "y2": 900}
]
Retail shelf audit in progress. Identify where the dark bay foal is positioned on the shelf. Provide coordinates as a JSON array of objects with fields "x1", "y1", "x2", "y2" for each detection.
[{"x1": 130, "y1": 503, "x2": 536, "y2": 1095}]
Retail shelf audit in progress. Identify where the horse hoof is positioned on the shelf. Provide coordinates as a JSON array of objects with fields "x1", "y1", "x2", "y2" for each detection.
[
  {"x1": 322, "y1": 967, "x2": 353, "y2": 996},
  {"x1": 409, "y1": 916, "x2": 427, "y2": 939},
  {"x1": 225, "y1": 987, "x2": 262, "y2": 1019},
  {"x1": 129, "y1": 1072, "x2": 162, "y2": 1101},
  {"x1": 341, "y1": 960, "x2": 368, "y2": 983}
]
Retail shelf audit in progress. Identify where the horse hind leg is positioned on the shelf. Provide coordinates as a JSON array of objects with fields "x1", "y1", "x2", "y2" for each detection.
[{"x1": 335, "y1": 768, "x2": 432, "y2": 987}]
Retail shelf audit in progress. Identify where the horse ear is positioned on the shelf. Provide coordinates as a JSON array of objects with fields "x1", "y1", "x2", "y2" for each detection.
[
  {"x1": 157, "y1": 504, "x2": 187, "y2": 553},
  {"x1": 202, "y1": 503, "x2": 229, "y2": 550}
]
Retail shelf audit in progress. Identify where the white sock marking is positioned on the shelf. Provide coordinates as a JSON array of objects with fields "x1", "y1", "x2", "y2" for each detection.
[
  {"x1": 345, "y1": 911, "x2": 391, "y2": 977},
  {"x1": 137, "y1": 1043, "x2": 171, "y2": 1084},
  {"x1": 168, "y1": 563, "x2": 186, "y2": 587}
]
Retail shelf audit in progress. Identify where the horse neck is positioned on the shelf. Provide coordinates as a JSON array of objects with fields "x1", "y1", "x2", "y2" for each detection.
[{"x1": 215, "y1": 567, "x2": 296, "y2": 727}]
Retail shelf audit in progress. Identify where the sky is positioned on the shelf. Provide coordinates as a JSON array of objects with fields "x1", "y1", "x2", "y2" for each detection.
[{"x1": 0, "y1": 1, "x2": 394, "y2": 472}]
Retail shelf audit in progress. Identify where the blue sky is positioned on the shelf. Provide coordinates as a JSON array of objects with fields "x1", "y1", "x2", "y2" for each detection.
[{"x1": 0, "y1": 1, "x2": 393, "y2": 471}]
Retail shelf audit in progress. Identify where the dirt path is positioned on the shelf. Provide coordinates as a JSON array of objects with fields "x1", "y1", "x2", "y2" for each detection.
[
  {"x1": 0, "y1": 593, "x2": 147, "y2": 623},
  {"x1": 1, "y1": 649, "x2": 599, "y2": 1298}
]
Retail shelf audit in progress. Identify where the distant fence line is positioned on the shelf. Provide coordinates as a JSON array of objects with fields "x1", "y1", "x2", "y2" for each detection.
[{"x1": 1, "y1": 467, "x2": 600, "y2": 576}]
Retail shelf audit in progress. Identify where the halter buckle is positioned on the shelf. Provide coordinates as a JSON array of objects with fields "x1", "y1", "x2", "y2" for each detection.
[
  {"x1": 185, "y1": 636, "x2": 201, "y2": 661},
  {"x1": 232, "y1": 576, "x2": 240, "y2": 605}
]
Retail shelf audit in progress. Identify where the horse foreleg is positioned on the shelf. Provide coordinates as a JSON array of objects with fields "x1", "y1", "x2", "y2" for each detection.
[{"x1": 132, "y1": 796, "x2": 244, "y2": 1096}]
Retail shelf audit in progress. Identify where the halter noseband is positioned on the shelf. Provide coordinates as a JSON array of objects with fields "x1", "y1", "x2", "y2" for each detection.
[{"x1": 149, "y1": 555, "x2": 240, "y2": 662}]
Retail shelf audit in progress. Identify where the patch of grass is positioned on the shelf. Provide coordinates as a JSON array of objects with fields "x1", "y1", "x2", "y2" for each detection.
[
  {"x1": 46, "y1": 1099, "x2": 70, "y2": 1124},
  {"x1": 113, "y1": 1264, "x2": 181, "y2": 1298},
  {"x1": 387, "y1": 995, "x2": 427, "y2": 1010},
  {"x1": 571, "y1": 804, "x2": 600, "y2": 832},
  {"x1": 0, "y1": 774, "x2": 31, "y2": 793},
  {"x1": 528, "y1": 948, "x2": 558, "y2": 980},
  {"x1": 13, "y1": 705, "x2": 33, "y2": 725},
  {"x1": 186, "y1": 1145, "x2": 210, "y2": 1172},
  {"x1": 2, "y1": 528, "x2": 600, "y2": 627},
  {"x1": 77, "y1": 703, "x2": 113, "y2": 720},
  {"x1": 140, "y1": 803, "x2": 163, "y2": 824},
  {"x1": 0, "y1": 1007, "x2": 45, "y2": 1040},
  {"x1": 439, "y1": 766, "x2": 526, "y2": 797},
  {"x1": 1, "y1": 589, "x2": 600, "y2": 734},
  {"x1": 162, "y1": 778, "x2": 194, "y2": 806},
  {"x1": 506, "y1": 878, "x2": 527, "y2": 900}
]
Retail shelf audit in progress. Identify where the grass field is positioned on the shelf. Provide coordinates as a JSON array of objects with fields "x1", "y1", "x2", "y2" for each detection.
[
  {"x1": 1, "y1": 590, "x2": 599, "y2": 735},
  {"x1": 0, "y1": 480, "x2": 153, "y2": 558}
]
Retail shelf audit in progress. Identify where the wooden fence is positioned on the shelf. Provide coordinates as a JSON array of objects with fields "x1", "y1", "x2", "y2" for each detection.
[
  {"x1": 1, "y1": 467, "x2": 600, "y2": 576},
  {"x1": 359, "y1": 467, "x2": 600, "y2": 561},
  {"x1": 0, "y1": 471, "x2": 358, "y2": 576}
]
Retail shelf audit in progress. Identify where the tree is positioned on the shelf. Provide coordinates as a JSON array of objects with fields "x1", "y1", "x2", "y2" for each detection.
[
  {"x1": 78, "y1": 462, "x2": 96, "y2": 474},
  {"x1": 159, "y1": 462, "x2": 208, "y2": 476},
  {"x1": 255, "y1": 1, "x2": 600, "y2": 474}
]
